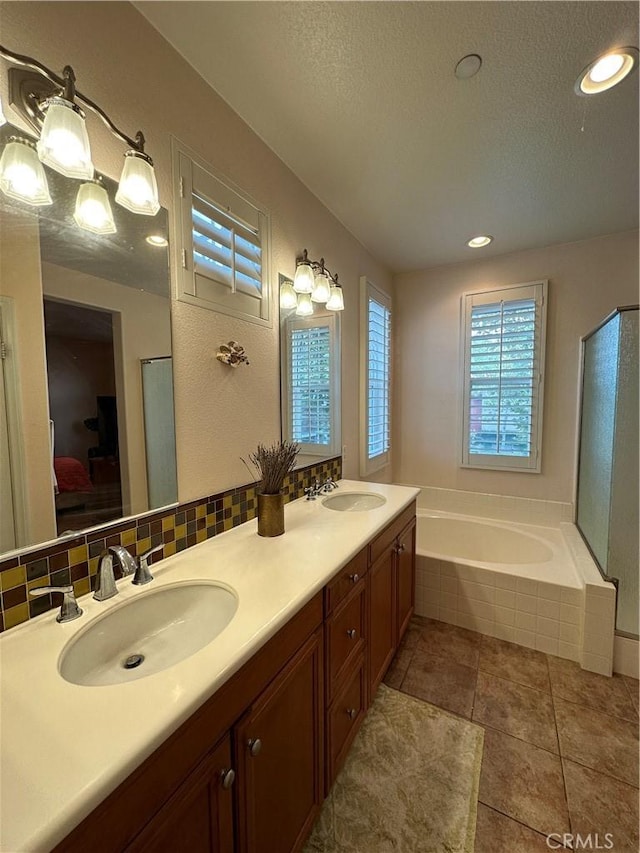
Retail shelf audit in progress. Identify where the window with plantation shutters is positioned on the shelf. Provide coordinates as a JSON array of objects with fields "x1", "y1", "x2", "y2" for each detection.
[
  {"x1": 461, "y1": 281, "x2": 547, "y2": 471},
  {"x1": 282, "y1": 312, "x2": 340, "y2": 456},
  {"x1": 360, "y1": 278, "x2": 392, "y2": 475},
  {"x1": 174, "y1": 140, "x2": 271, "y2": 326}
]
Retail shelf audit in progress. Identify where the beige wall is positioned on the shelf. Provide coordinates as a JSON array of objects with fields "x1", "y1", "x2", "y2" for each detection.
[
  {"x1": 392, "y1": 230, "x2": 639, "y2": 502},
  {"x1": 0, "y1": 2, "x2": 393, "y2": 507}
]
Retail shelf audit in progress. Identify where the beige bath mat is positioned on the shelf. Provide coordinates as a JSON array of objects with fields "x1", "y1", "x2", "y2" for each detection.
[{"x1": 305, "y1": 683, "x2": 484, "y2": 853}]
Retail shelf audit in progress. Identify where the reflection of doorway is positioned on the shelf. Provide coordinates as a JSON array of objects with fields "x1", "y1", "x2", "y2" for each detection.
[{"x1": 43, "y1": 299, "x2": 123, "y2": 535}]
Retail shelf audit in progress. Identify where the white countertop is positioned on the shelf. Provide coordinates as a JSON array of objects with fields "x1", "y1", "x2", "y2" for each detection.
[{"x1": 0, "y1": 480, "x2": 418, "y2": 853}]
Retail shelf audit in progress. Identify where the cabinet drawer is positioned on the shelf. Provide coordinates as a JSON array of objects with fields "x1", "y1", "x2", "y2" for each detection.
[
  {"x1": 326, "y1": 583, "x2": 366, "y2": 701},
  {"x1": 369, "y1": 502, "x2": 416, "y2": 565},
  {"x1": 324, "y1": 548, "x2": 367, "y2": 614},
  {"x1": 326, "y1": 657, "x2": 366, "y2": 791}
]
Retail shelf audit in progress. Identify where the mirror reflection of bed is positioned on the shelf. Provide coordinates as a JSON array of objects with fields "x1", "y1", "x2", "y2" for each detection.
[{"x1": 45, "y1": 300, "x2": 124, "y2": 535}]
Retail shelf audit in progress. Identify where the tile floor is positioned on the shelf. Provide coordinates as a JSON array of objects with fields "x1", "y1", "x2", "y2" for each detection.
[{"x1": 384, "y1": 616, "x2": 639, "y2": 853}]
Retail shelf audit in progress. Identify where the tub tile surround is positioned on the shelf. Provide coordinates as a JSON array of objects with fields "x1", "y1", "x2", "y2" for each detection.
[
  {"x1": 0, "y1": 456, "x2": 342, "y2": 633},
  {"x1": 411, "y1": 484, "x2": 574, "y2": 526},
  {"x1": 414, "y1": 497, "x2": 618, "y2": 676}
]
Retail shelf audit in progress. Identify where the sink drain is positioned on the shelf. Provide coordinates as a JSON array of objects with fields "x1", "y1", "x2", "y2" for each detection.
[{"x1": 123, "y1": 653, "x2": 145, "y2": 670}]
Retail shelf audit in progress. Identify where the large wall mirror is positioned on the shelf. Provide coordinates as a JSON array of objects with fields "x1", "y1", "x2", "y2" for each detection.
[
  {"x1": 0, "y1": 122, "x2": 177, "y2": 557},
  {"x1": 279, "y1": 273, "x2": 342, "y2": 468}
]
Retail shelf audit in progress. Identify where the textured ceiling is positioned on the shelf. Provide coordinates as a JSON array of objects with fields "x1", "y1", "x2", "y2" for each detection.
[{"x1": 136, "y1": 1, "x2": 639, "y2": 272}]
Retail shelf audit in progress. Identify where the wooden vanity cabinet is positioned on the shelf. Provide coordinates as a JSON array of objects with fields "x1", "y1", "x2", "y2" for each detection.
[
  {"x1": 234, "y1": 630, "x2": 324, "y2": 853},
  {"x1": 396, "y1": 517, "x2": 417, "y2": 644},
  {"x1": 125, "y1": 735, "x2": 234, "y2": 853},
  {"x1": 323, "y1": 549, "x2": 368, "y2": 792},
  {"x1": 368, "y1": 503, "x2": 417, "y2": 696}
]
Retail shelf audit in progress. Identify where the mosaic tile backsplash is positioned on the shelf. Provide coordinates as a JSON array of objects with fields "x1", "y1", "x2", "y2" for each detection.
[{"x1": 0, "y1": 456, "x2": 342, "y2": 634}]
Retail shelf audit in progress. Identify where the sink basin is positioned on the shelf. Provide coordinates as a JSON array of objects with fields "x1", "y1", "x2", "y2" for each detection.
[
  {"x1": 322, "y1": 491, "x2": 387, "y2": 512},
  {"x1": 59, "y1": 581, "x2": 238, "y2": 686}
]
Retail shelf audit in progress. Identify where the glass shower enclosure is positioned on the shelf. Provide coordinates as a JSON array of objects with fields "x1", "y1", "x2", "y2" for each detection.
[{"x1": 576, "y1": 306, "x2": 639, "y2": 639}]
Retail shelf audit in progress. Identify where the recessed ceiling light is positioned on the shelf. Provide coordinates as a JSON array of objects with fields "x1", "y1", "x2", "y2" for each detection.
[
  {"x1": 146, "y1": 234, "x2": 168, "y2": 247},
  {"x1": 576, "y1": 47, "x2": 639, "y2": 95},
  {"x1": 455, "y1": 54, "x2": 482, "y2": 80},
  {"x1": 467, "y1": 235, "x2": 493, "y2": 249}
]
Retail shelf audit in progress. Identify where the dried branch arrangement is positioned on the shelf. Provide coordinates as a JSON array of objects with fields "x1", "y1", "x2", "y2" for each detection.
[{"x1": 243, "y1": 440, "x2": 300, "y2": 495}]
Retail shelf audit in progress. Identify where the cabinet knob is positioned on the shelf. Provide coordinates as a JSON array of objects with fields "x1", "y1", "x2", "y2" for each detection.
[
  {"x1": 346, "y1": 708, "x2": 357, "y2": 720},
  {"x1": 396, "y1": 543, "x2": 406, "y2": 553},
  {"x1": 349, "y1": 573, "x2": 359, "y2": 583},
  {"x1": 346, "y1": 628, "x2": 357, "y2": 639},
  {"x1": 220, "y1": 768, "x2": 236, "y2": 789},
  {"x1": 248, "y1": 737, "x2": 262, "y2": 757}
]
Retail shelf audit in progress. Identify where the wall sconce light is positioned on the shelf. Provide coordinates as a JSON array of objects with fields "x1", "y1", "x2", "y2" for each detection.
[
  {"x1": 284, "y1": 249, "x2": 345, "y2": 315},
  {"x1": 0, "y1": 43, "x2": 160, "y2": 217}
]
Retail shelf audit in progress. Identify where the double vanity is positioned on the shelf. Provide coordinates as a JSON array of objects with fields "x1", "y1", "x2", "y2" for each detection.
[{"x1": 0, "y1": 480, "x2": 418, "y2": 853}]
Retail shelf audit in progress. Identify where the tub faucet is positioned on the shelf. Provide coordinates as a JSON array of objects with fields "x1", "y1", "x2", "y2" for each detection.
[{"x1": 94, "y1": 545, "x2": 137, "y2": 601}]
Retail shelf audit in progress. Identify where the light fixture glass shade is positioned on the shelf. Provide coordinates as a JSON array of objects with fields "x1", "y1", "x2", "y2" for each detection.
[
  {"x1": 0, "y1": 138, "x2": 52, "y2": 206},
  {"x1": 293, "y1": 262, "x2": 315, "y2": 293},
  {"x1": 74, "y1": 181, "x2": 116, "y2": 235},
  {"x1": 0, "y1": 95, "x2": 7, "y2": 127},
  {"x1": 311, "y1": 272, "x2": 331, "y2": 303},
  {"x1": 326, "y1": 284, "x2": 345, "y2": 311},
  {"x1": 295, "y1": 293, "x2": 314, "y2": 316},
  {"x1": 115, "y1": 150, "x2": 160, "y2": 215},
  {"x1": 280, "y1": 279, "x2": 298, "y2": 310},
  {"x1": 37, "y1": 97, "x2": 94, "y2": 179}
]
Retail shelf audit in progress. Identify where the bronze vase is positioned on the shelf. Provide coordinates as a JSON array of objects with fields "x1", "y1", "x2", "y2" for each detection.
[{"x1": 257, "y1": 492, "x2": 285, "y2": 537}]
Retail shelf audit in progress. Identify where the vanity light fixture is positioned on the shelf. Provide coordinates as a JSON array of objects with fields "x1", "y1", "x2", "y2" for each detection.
[
  {"x1": 576, "y1": 47, "x2": 639, "y2": 95},
  {"x1": 0, "y1": 136, "x2": 52, "y2": 206},
  {"x1": 467, "y1": 235, "x2": 493, "y2": 248},
  {"x1": 293, "y1": 249, "x2": 315, "y2": 293},
  {"x1": 0, "y1": 43, "x2": 160, "y2": 214},
  {"x1": 73, "y1": 178, "x2": 116, "y2": 235},
  {"x1": 286, "y1": 248, "x2": 345, "y2": 314},
  {"x1": 36, "y1": 67, "x2": 94, "y2": 180},
  {"x1": 295, "y1": 292, "x2": 314, "y2": 316},
  {"x1": 311, "y1": 264, "x2": 332, "y2": 303},
  {"x1": 325, "y1": 279, "x2": 345, "y2": 311},
  {"x1": 279, "y1": 278, "x2": 298, "y2": 310}
]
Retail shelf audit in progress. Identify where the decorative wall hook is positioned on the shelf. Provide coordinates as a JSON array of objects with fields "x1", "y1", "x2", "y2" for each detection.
[{"x1": 216, "y1": 341, "x2": 249, "y2": 367}]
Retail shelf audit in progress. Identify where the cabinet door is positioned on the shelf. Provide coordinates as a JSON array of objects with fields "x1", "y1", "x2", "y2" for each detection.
[
  {"x1": 396, "y1": 519, "x2": 416, "y2": 644},
  {"x1": 125, "y1": 735, "x2": 234, "y2": 853},
  {"x1": 235, "y1": 630, "x2": 324, "y2": 853},
  {"x1": 368, "y1": 545, "x2": 397, "y2": 696}
]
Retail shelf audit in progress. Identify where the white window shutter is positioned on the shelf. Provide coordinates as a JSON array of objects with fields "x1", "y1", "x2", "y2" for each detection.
[{"x1": 462, "y1": 281, "x2": 547, "y2": 472}]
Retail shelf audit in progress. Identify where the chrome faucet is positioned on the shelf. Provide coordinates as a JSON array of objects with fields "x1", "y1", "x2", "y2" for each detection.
[
  {"x1": 321, "y1": 477, "x2": 339, "y2": 493},
  {"x1": 29, "y1": 585, "x2": 83, "y2": 623},
  {"x1": 304, "y1": 479, "x2": 323, "y2": 500},
  {"x1": 94, "y1": 545, "x2": 136, "y2": 601},
  {"x1": 132, "y1": 543, "x2": 164, "y2": 585}
]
